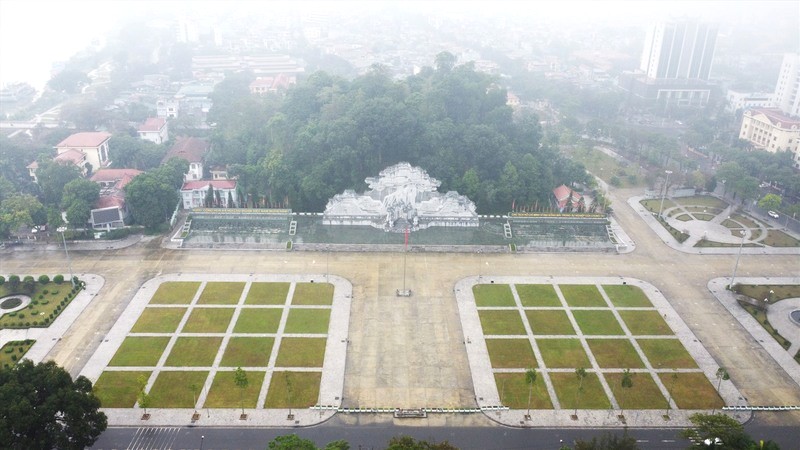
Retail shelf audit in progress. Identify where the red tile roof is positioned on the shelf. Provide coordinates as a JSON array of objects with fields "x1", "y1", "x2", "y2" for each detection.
[
  {"x1": 164, "y1": 136, "x2": 209, "y2": 163},
  {"x1": 55, "y1": 132, "x2": 111, "y2": 148},
  {"x1": 54, "y1": 148, "x2": 86, "y2": 164},
  {"x1": 91, "y1": 169, "x2": 143, "y2": 189},
  {"x1": 748, "y1": 108, "x2": 800, "y2": 127},
  {"x1": 26, "y1": 161, "x2": 38, "y2": 169},
  {"x1": 181, "y1": 180, "x2": 237, "y2": 190},
  {"x1": 138, "y1": 117, "x2": 166, "y2": 132},
  {"x1": 95, "y1": 194, "x2": 126, "y2": 210},
  {"x1": 553, "y1": 184, "x2": 583, "y2": 209}
]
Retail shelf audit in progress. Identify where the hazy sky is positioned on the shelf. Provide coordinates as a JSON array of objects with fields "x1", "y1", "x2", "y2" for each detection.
[{"x1": 1, "y1": 0, "x2": 797, "y2": 90}]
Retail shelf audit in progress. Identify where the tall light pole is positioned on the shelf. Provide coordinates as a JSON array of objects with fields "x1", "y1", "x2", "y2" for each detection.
[
  {"x1": 729, "y1": 230, "x2": 746, "y2": 289},
  {"x1": 658, "y1": 170, "x2": 673, "y2": 219},
  {"x1": 56, "y1": 226, "x2": 75, "y2": 288}
]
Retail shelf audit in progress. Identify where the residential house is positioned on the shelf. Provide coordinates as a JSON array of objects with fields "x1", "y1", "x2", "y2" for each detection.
[
  {"x1": 249, "y1": 73, "x2": 296, "y2": 94},
  {"x1": 88, "y1": 168, "x2": 143, "y2": 230},
  {"x1": 552, "y1": 184, "x2": 593, "y2": 213},
  {"x1": 209, "y1": 166, "x2": 229, "y2": 180},
  {"x1": 137, "y1": 117, "x2": 169, "y2": 144},
  {"x1": 156, "y1": 97, "x2": 180, "y2": 119},
  {"x1": 163, "y1": 136, "x2": 210, "y2": 181},
  {"x1": 54, "y1": 132, "x2": 112, "y2": 173},
  {"x1": 180, "y1": 179, "x2": 238, "y2": 209}
]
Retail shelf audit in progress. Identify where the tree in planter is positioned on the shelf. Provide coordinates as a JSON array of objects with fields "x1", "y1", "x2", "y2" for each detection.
[
  {"x1": 619, "y1": 369, "x2": 633, "y2": 419},
  {"x1": 234, "y1": 367, "x2": 249, "y2": 416},
  {"x1": 525, "y1": 367, "x2": 537, "y2": 419},
  {"x1": 136, "y1": 374, "x2": 150, "y2": 418},
  {"x1": 574, "y1": 367, "x2": 587, "y2": 417},
  {"x1": 713, "y1": 368, "x2": 729, "y2": 414},
  {"x1": 7, "y1": 275, "x2": 20, "y2": 290},
  {"x1": 285, "y1": 373, "x2": 294, "y2": 418}
]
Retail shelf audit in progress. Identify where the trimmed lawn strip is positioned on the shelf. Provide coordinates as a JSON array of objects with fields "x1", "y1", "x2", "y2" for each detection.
[
  {"x1": 763, "y1": 230, "x2": 800, "y2": 247},
  {"x1": 537, "y1": 339, "x2": 590, "y2": 368},
  {"x1": 637, "y1": 339, "x2": 697, "y2": 369},
  {"x1": 516, "y1": 284, "x2": 561, "y2": 307},
  {"x1": 148, "y1": 371, "x2": 209, "y2": 408},
  {"x1": 526, "y1": 310, "x2": 574, "y2": 335},
  {"x1": 618, "y1": 310, "x2": 672, "y2": 335},
  {"x1": 586, "y1": 339, "x2": 645, "y2": 368},
  {"x1": 602, "y1": 285, "x2": 652, "y2": 307},
  {"x1": 473, "y1": 284, "x2": 516, "y2": 307},
  {"x1": 572, "y1": 310, "x2": 624, "y2": 335},
  {"x1": 0, "y1": 281, "x2": 81, "y2": 329},
  {"x1": 233, "y1": 308, "x2": 283, "y2": 333},
  {"x1": 559, "y1": 285, "x2": 606, "y2": 307},
  {"x1": 494, "y1": 372, "x2": 552, "y2": 409},
  {"x1": 204, "y1": 370, "x2": 266, "y2": 408},
  {"x1": 245, "y1": 282, "x2": 290, "y2": 305},
  {"x1": 164, "y1": 337, "x2": 222, "y2": 367},
  {"x1": 131, "y1": 307, "x2": 186, "y2": 333},
  {"x1": 264, "y1": 371, "x2": 322, "y2": 408},
  {"x1": 735, "y1": 284, "x2": 800, "y2": 303},
  {"x1": 220, "y1": 337, "x2": 274, "y2": 367},
  {"x1": 478, "y1": 310, "x2": 526, "y2": 335},
  {"x1": 485, "y1": 339, "x2": 537, "y2": 368},
  {"x1": 605, "y1": 372, "x2": 666, "y2": 409},
  {"x1": 676, "y1": 195, "x2": 727, "y2": 209},
  {"x1": 197, "y1": 282, "x2": 246, "y2": 305},
  {"x1": 93, "y1": 370, "x2": 150, "y2": 408},
  {"x1": 284, "y1": 308, "x2": 331, "y2": 334},
  {"x1": 149, "y1": 282, "x2": 200, "y2": 305},
  {"x1": 550, "y1": 372, "x2": 611, "y2": 409},
  {"x1": 660, "y1": 372, "x2": 724, "y2": 409},
  {"x1": 108, "y1": 336, "x2": 170, "y2": 367},
  {"x1": 182, "y1": 308, "x2": 235, "y2": 333},
  {"x1": 275, "y1": 337, "x2": 326, "y2": 367},
  {"x1": 292, "y1": 283, "x2": 334, "y2": 305}
]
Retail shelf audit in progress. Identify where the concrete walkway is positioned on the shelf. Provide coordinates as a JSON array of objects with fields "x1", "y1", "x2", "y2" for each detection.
[{"x1": 766, "y1": 298, "x2": 800, "y2": 355}]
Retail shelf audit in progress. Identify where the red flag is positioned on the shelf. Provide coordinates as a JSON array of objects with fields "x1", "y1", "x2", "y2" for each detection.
[
  {"x1": 404, "y1": 228, "x2": 409, "y2": 249},
  {"x1": 512, "y1": 199, "x2": 515, "y2": 211}
]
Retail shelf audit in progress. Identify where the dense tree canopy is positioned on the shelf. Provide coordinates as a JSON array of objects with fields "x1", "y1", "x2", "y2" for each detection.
[
  {"x1": 36, "y1": 160, "x2": 81, "y2": 207},
  {"x1": 124, "y1": 158, "x2": 188, "y2": 229}
]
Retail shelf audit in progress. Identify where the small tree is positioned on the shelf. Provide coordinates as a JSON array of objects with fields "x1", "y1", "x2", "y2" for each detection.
[
  {"x1": 136, "y1": 374, "x2": 150, "y2": 417},
  {"x1": 234, "y1": 367, "x2": 249, "y2": 415},
  {"x1": 757, "y1": 193, "x2": 781, "y2": 211},
  {"x1": 8, "y1": 274, "x2": 20, "y2": 290},
  {"x1": 285, "y1": 373, "x2": 294, "y2": 418},
  {"x1": 204, "y1": 185, "x2": 215, "y2": 208},
  {"x1": 620, "y1": 369, "x2": 633, "y2": 418},
  {"x1": 680, "y1": 413, "x2": 755, "y2": 449},
  {"x1": 189, "y1": 382, "x2": 199, "y2": 412},
  {"x1": 525, "y1": 367, "x2": 537, "y2": 418},
  {"x1": 38, "y1": 274, "x2": 50, "y2": 284},
  {"x1": 53, "y1": 274, "x2": 64, "y2": 284},
  {"x1": 713, "y1": 368, "x2": 729, "y2": 414},
  {"x1": 574, "y1": 367, "x2": 587, "y2": 417}
]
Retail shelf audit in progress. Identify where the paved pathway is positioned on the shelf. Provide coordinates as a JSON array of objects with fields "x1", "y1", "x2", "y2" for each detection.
[{"x1": 766, "y1": 298, "x2": 800, "y2": 355}]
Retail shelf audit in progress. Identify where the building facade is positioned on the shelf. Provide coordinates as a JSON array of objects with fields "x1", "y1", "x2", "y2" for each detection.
[
  {"x1": 640, "y1": 21, "x2": 718, "y2": 81},
  {"x1": 772, "y1": 53, "x2": 800, "y2": 118},
  {"x1": 739, "y1": 108, "x2": 800, "y2": 168},
  {"x1": 137, "y1": 117, "x2": 169, "y2": 144},
  {"x1": 54, "y1": 132, "x2": 112, "y2": 172},
  {"x1": 180, "y1": 180, "x2": 238, "y2": 209}
]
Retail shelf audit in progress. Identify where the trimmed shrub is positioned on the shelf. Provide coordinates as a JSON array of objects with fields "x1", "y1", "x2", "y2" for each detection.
[
  {"x1": 11, "y1": 355, "x2": 17, "y2": 362},
  {"x1": 8, "y1": 275, "x2": 20, "y2": 289},
  {"x1": 22, "y1": 276, "x2": 34, "y2": 283},
  {"x1": 38, "y1": 275, "x2": 50, "y2": 284},
  {"x1": 24, "y1": 322, "x2": 30, "y2": 327},
  {"x1": 53, "y1": 275, "x2": 64, "y2": 284},
  {"x1": 17, "y1": 314, "x2": 24, "y2": 319}
]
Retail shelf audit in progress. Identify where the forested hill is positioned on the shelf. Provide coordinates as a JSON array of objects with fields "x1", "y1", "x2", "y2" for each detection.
[{"x1": 207, "y1": 58, "x2": 590, "y2": 213}]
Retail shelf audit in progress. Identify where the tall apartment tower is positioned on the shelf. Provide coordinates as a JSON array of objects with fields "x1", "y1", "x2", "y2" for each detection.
[
  {"x1": 772, "y1": 53, "x2": 800, "y2": 117},
  {"x1": 639, "y1": 21, "x2": 718, "y2": 81}
]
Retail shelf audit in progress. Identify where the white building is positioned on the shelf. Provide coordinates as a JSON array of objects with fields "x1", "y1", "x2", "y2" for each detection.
[
  {"x1": 726, "y1": 90, "x2": 773, "y2": 113},
  {"x1": 137, "y1": 118, "x2": 169, "y2": 145},
  {"x1": 163, "y1": 137, "x2": 209, "y2": 181},
  {"x1": 180, "y1": 180, "x2": 238, "y2": 209},
  {"x1": 772, "y1": 53, "x2": 800, "y2": 118},
  {"x1": 54, "y1": 132, "x2": 112, "y2": 173},
  {"x1": 640, "y1": 21, "x2": 717, "y2": 81},
  {"x1": 739, "y1": 108, "x2": 800, "y2": 168}
]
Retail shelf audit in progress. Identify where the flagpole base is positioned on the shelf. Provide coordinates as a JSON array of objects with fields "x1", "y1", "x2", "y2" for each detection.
[{"x1": 396, "y1": 289, "x2": 412, "y2": 297}]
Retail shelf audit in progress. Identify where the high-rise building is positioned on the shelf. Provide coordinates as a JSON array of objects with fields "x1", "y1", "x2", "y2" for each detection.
[
  {"x1": 772, "y1": 53, "x2": 800, "y2": 118},
  {"x1": 639, "y1": 21, "x2": 718, "y2": 81}
]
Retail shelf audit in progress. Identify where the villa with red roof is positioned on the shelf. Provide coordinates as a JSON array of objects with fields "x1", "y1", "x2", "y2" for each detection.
[
  {"x1": 163, "y1": 136, "x2": 210, "y2": 181},
  {"x1": 249, "y1": 73, "x2": 296, "y2": 94},
  {"x1": 181, "y1": 179, "x2": 238, "y2": 209},
  {"x1": 137, "y1": 117, "x2": 169, "y2": 144},
  {"x1": 55, "y1": 132, "x2": 112, "y2": 173},
  {"x1": 552, "y1": 184, "x2": 592, "y2": 213},
  {"x1": 88, "y1": 168, "x2": 143, "y2": 230}
]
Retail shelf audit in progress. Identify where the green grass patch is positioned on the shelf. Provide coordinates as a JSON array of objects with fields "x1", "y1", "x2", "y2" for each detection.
[
  {"x1": 265, "y1": 371, "x2": 322, "y2": 408},
  {"x1": 149, "y1": 282, "x2": 200, "y2": 305},
  {"x1": 181, "y1": 307, "x2": 235, "y2": 333},
  {"x1": 675, "y1": 195, "x2": 727, "y2": 209},
  {"x1": 164, "y1": 337, "x2": 223, "y2": 367},
  {"x1": 637, "y1": 339, "x2": 697, "y2": 368},
  {"x1": 275, "y1": 337, "x2": 326, "y2": 367},
  {"x1": 0, "y1": 339, "x2": 34, "y2": 367},
  {"x1": 693, "y1": 213, "x2": 715, "y2": 221},
  {"x1": 586, "y1": 339, "x2": 644, "y2": 368},
  {"x1": 550, "y1": 372, "x2": 611, "y2": 409},
  {"x1": 473, "y1": 284, "x2": 516, "y2": 307},
  {"x1": 197, "y1": 282, "x2": 246, "y2": 305},
  {"x1": 559, "y1": 285, "x2": 606, "y2": 307},
  {"x1": 148, "y1": 371, "x2": 209, "y2": 408},
  {"x1": 478, "y1": 310, "x2": 526, "y2": 335},
  {"x1": 0, "y1": 280, "x2": 81, "y2": 329},
  {"x1": 675, "y1": 214, "x2": 692, "y2": 222},
  {"x1": 526, "y1": 310, "x2": 574, "y2": 335},
  {"x1": 738, "y1": 302, "x2": 792, "y2": 349},
  {"x1": 618, "y1": 310, "x2": 673, "y2": 335},
  {"x1": 108, "y1": 337, "x2": 170, "y2": 367},
  {"x1": 494, "y1": 372, "x2": 552, "y2": 409},
  {"x1": 537, "y1": 339, "x2": 591, "y2": 368},
  {"x1": 284, "y1": 309, "x2": 331, "y2": 334},
  {"x1": 233, "y1": 308, "x2": 283, "y2": 333},
  {"x1": 606, "y1": 372, "x2": 667, "y2": 409},
  {"x1": 563, "y1": 145, "x2": 643, "y2": 188},
  {"x1": 640, "y1": 199, "x2": 676, "y2": 212},
  {"x1": 763, "y1": 230, "x2": 800, "y2": 247},
  {"x1": 220, "y1": 337, "x2": 274, "y2": 367},
  {"x1": 735, "y1": 284, "x2": 800, "y2": 303},
  {"x1": 572, "y1": 310, "x2": 624, "y2": 335},
  {"x1": 93, "y1": 371, "x2": 150, "y2": 408},
  {"x1": 204, "y1": 370, "x2": 266, "y2": 408},
  {"x1": 292, "y1": 282, "x2": 334, "y2": 305},
  {"x1": 660, "y1": 372, "x2": 724, "y2": 409},
  {"x1": 485, "y1": 339, "x2": 537, "y2": 368},
  {"x1": 130, "y1": 307, "x2": 186, "y2": 333},
  {"x1": 721, "y1": 219, "x2": 740, "y2": 229},
  {"x1": 731, "y1": 214, "x2": 759, "y2": 229},
  {"x1": 602, "y1": 285, "x2": 652, "y2": 307},
  {"x1": 516, "y1": 284, "x2": 561, "y2": 307},
  {"x1": 245, "y1": 282, "x2": 290, "y2": 305}
]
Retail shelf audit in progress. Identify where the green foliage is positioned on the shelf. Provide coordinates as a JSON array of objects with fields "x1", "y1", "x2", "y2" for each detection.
[
  {"x1": 0, "y1": 193, "x2": 46, "y2": 237},
  {"x1": 37, "y1": 275, "x2": 49, "y2": 284},
  {"x1": 65, "y1": 200, "x2": 92, "y2": 228},
  {"x1": 53, "y1": 274, "x2": 64, "y2": 284},
  {"x1": 267, "y1": 434, "x2": 318, "y2": 450},
  {"x1": 8, "y1": 275, "x2": 20, "y2": 289},
  {"x1": 757, "y1": 193, "x2": 782, "y2": 211},
  {"x1": 109, "y1": 135, "x2": 166, "y2": 170},
  {"x1": 36, "y1": 160, "x2": 81, "y2": 207},
  {"x1": 385, "y1": 435, "x2": 458, "y2": 450},
  {"x1": 573, "y1": 430, "x2": 639, "y2": 450},
  {"x1": 47, "y1": 69, "x2": 90, "y2": 94},
  {"x1": 0, "y1": 276, "x2": 5, "y2": 286},
  {"x1": 680, "y1": 413, "x2": 755, "y2": 449},
  {"x1": 124, "y1": 162, "x2": 185, "y2": 229}
]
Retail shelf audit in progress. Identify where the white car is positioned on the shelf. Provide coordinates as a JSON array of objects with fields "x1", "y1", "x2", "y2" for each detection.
[{"x1": 768, "y1": 211, "x2": 779, "y2": 219}]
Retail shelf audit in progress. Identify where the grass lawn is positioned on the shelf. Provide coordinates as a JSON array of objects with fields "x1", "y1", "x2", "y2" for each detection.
[
  {"x1": 675, "y1": 214, "x2": 692, "y2": 222},
  {"x1": 275, "y1": 337, "x2": 326, "y2": 367},
  {"x1": 220, "y1": 337, "x2": 274, "y2": 367},
  {"x1": 537, "y1": 339, "x2": 591, "y2": 368},
  {"x1": 731, "y1": 214, "x2": 760, "y2": 229},
  {"x1": 93, "y1": 371, "x2": 151, "y2": 408},
  {"x1": 550, "y1": 372, "x2": 611, "y2": 409},
  {"x1": 641, "y1": 199, "x2": 676, "y2": 212},
  {"x1": 485, "y1": 339, "x2": 537, "y2": 368},
  {"x1": 204, "y1": 370, "x2": 266, "y2": 408},
  {"x1": 606, "y1": 372, "x2": 667, "y2": 409},
  {"x1": 108, "y1": 336, "x2": 170, "y2": 367},
  {"x1": 637, "y1": 339, "x2": 697, "y2": 369},
  {"x1": 516, "y1": 284, "x2": 561, "y2": 307},
  {"x1": 197, "y1": 282, "x2": 246, "y2": 305},
  {"x1": 586, "y1": 339, "x2": 645, "y2": 368},
  {"x1": 602, "y1": 285, "x2": 652, "y2": 308},
  {"x1": 181, "y1": 307, "x2": 235, "y2": 333},
  {"x1": 284, "y1": 308, "x2": 331, "y2": 334},
  {"x1": 473, "y1": 284, "x2": 516, "y2": 307},
  {"x1": 245, "y1": 282, "x2": 290, "y2": 305},
  {"x1": 738, "y1": 302, "x2": 792, "y2": 349},
  {"x1": 494, "y1": 372, "x2": 552, "y2": 409},
  {"x1": 735, "y1": 284, "x2": 800, "y2": 303},
  {"x1": 149, "y1": 282, "x2": 200, "y2": 305},
  {"x1": 721, "y1": 219, "x2": 740, "y2": 229},
  {"x1": 660, "y1": 372, "x2": 724, "y2": 409},
  {"x1": 164, "y1": 337, "x2": 223, "y2": 367},
  {"x1": 130, "y1": 307, "x2": 186, "y2": 333},
  {"x1": 478, "y1": 310, "x2": 526, "y2": 335},
  {"x1": 559, "y1": 285, "x2": 606, "y2": 307},
  {"x1": 264, "y1": 371, "x2": 322, "y2": 408},
  {"x1": 0, "y1": 339, "x2": 35, "y2": 367},
  {"x1": 676, "y1": 196, "x2": 727, "y2": 209},
  {"x1": 572, "y1": 310, "x2": 624, "y2": 335},
  {"x1": 233, "y1": 308, "x2": 283, "y2": 333},
  {"x1": 148, "y1": 370, "x2": 209, "y2": 408},
  {"x1": 618, "y1": 311, "x2": 673, "y2": 335},
  {"x1": 693, "y1": 213, "x2": 715, "y2": 221},
  {"x1": 292, "y1": 283, "x2": 334, "y2": 305},
  {"x1": 763, "y1": 230, "x2": 800, "y2": 247},
  {"x1": 0, "y1": 281, "x2": 80, "y2": 329},
  {"x1": 526, "y1": 310, "x2": 574, "y2": 335}
]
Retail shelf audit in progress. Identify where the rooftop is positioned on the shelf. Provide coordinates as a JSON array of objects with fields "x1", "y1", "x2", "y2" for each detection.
[
  {"x1": 747, "y1": 108, "x2": 800, "y2": 127},
  {"x1": 55, "y1": 132, "x2": 112, "y2": 148},
  {"x1": 164, "y1": 137, "x2": 209, "y2": 163},
  {"x1": 138, "y1": 117, "x2": 166, "y2": 132}
]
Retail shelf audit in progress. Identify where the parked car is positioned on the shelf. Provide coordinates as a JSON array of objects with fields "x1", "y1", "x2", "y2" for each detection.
[{"x1": 768, "y1": 211, "x2": 779, "y2": 219}]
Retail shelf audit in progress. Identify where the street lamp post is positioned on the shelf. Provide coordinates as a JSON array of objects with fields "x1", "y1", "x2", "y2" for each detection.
[
  {"x1": 729, "y1": 230, "x2": 746, "y2": 289},
  {"x1": 658, "y1": 170, "x2": 673, "y2": 219},
  {"x1": 56, "y1": 226, "x2": 75, "y2": 288}
]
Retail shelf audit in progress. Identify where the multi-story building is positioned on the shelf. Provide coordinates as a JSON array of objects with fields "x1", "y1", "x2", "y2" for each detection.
[
  {"x1": 163, "y1": 136, "x2": 210, "y2": 181},
  {"x1": 739, "y1": 108, "x2": 800, "y2": 168},
  {"x1": 726, "y1": 90, "x2": 773, "y2": 113},
  {"x1": 180, "y1": 180, "x2": 238, "y2": 209},
  {"x1": 772, "y1": 53, "x2": 800, "y2": 118},
  {"x1": 54, "y1": 132, "x2": 112, "y2": 173},
  {"x1": 137, "y1": 118, "x2": 169, "y2": 145}
]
